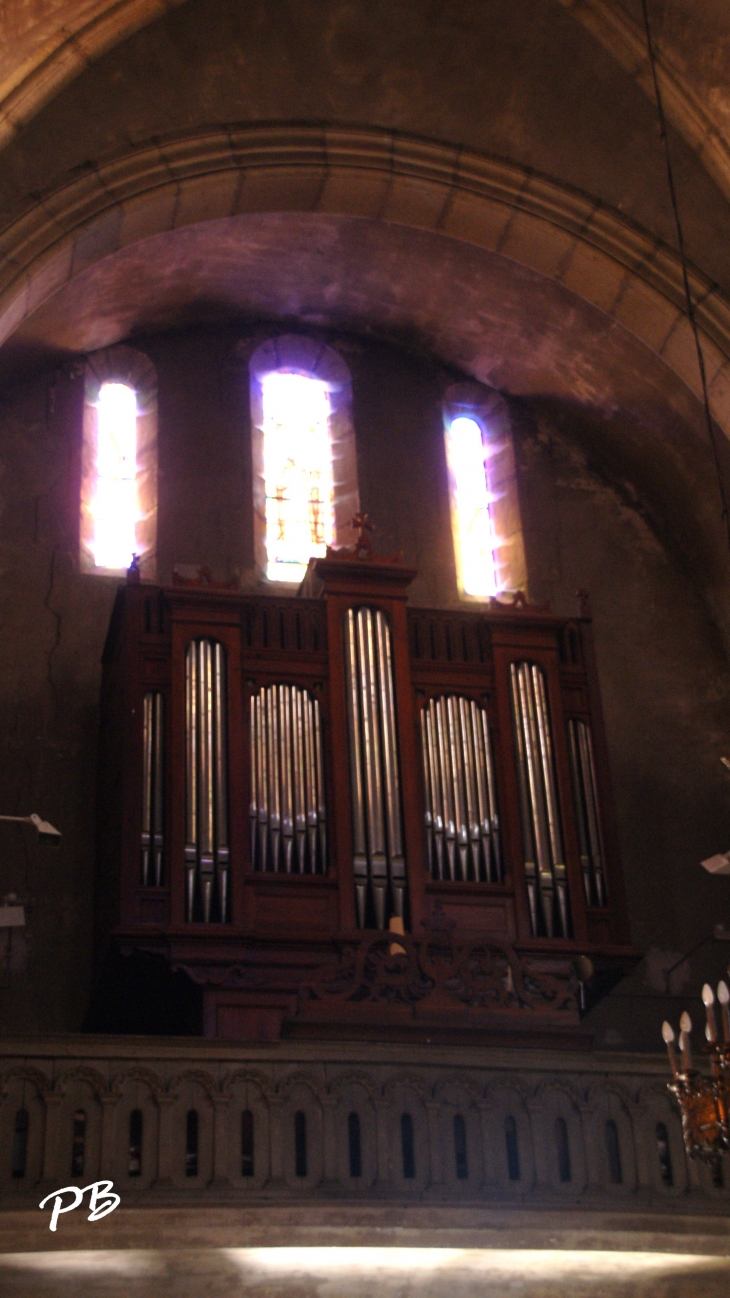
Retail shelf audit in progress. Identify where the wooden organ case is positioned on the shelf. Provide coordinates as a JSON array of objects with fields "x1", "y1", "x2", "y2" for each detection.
[{"x1": 97, "y1": 550, "x2": 634, "y2": 1042}]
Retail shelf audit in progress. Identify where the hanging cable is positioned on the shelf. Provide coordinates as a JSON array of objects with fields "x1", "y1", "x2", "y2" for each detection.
[{"x1": 641, "y1": 0, "x2": 730, "y2": 559}]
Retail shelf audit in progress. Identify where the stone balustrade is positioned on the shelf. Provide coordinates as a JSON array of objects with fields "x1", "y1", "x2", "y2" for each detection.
[{"x1": 1, "y1": 1037, "x2": 727, "y2": 1210}]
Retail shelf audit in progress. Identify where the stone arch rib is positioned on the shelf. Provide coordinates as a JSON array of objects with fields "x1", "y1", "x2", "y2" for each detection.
[{"x1": 2, "y1": 124, "x2": 730, "y2": 437}]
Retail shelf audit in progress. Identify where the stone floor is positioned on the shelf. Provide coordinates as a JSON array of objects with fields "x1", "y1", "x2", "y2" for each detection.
[{"x1": 1, "y1": 1245, "x2": 729, "y2": 1298}]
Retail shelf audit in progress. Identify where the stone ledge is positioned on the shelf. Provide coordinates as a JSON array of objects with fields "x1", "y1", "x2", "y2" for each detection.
[{"x1": 2, "y1": 1202, "x2": 730, "y2": 1254}]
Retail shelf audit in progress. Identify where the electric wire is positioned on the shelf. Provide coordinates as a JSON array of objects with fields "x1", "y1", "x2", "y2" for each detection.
[{"x1": 641, "y1": 0, "x2": 730, "y2": 560}]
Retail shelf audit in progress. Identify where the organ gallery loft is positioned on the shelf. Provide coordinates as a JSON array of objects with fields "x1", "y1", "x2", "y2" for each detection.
[{"x1": 1, "y1": 3, "x2": 730, "y2": 1296}]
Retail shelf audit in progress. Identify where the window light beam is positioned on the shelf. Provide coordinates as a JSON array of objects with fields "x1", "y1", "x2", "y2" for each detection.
[
  {"x1": 91, "y1": 381, "x2": 138, "y2": 571},
  {"x1": 261, "y1": 371, "x2": 334, "y2": 583},
  {"x1": 445, "y1": 414, "x2": 500, "y2": 598}
]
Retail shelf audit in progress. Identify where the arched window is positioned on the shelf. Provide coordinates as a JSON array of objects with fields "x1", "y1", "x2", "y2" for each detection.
[
  {"x1": 294, "y1": 1110, "x2": 308, "y2": 1178},
  {"x1": 71, "y1": 1109, "x2": 86, "y2": 1178},
  {"x1": 81, "y1": 345, "x2": 157, "y2": 576},
  {"x1": 656, "y1": 1121, "x2": 673, "y2": 1187},
  {"x1": 241, "y1": 1109, "x2": 254, "y2": 1177},
  {"x1": 400, "y1": 1112, "x2": 416, "y2": 1180},
  {"x1": 453, "y1": 1113, "x2": 469, "y2": 1180},
  {"x1": 555, "y1": 1116, "x2": 571, "y2": 1183},
  {"x1": 249, "y1": 336, "x2": 359, "y2": 584},
  {"x1": 11, "y1": 1109, "x2": 29, "y2": 1179},
  {"x1": 348, "y1": 1111, "x2": 362, "y2": 1178},
  {"x1": 185, "y1": 1109, "x2": 199, "y2": 1177},
  {"x1": 128, "y1": 1109, "x2": 143, "y2": 1177},
  {"x1": 505, "y1": 1115, "x2": 521, "y2": 1182},
  {"x1": 443, "y1": 382, "x2": 526, "y2": 600},
  {"x1": 605, "y1": 1118, "x2": 622, "y2": 1185}
]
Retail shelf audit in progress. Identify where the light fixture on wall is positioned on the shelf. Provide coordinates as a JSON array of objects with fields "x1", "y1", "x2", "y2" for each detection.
[
  {"x1": 0, "y1": 812, "x2": 61, "y2": 931},
  {"x1": 0, "y1": 812, "x2": 61, "y2": 845}
]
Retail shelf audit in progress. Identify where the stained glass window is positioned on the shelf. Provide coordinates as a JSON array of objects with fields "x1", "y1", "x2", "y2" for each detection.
[
  {"x1": 262, "y1": 371, "x2": 334, "y2": 583},
  {"x1": 90, "y1": 381, "x2": 138, "y2": 570},
  {"x1": 445, "y1": 414, "x2": 500, "y2": 597}
]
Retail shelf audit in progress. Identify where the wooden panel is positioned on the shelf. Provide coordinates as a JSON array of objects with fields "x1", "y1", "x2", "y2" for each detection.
[
  {"x1": 428, "y1": 892, "x2": 515, "y2": 938},
  {"x1": 587, "y1": 913, "x2": 615, "y2": 945},
  {"x1": 136, "y1": 891, "x2": 169, "y2": 925},
  {"x1": 561, "y1": 685, "x2": 588, "y2": 712},
  {"x1": 252, "y1": 889, "x2": 333, "y2": 932}
]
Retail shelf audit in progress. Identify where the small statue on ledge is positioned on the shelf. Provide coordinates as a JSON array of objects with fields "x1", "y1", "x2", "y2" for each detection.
[
  {"x1": 350, "y1": 511, "x2": 375, "y2": 559},
  {"x1": 324, "y1": 513, "x2": 403, "y2": 565}
]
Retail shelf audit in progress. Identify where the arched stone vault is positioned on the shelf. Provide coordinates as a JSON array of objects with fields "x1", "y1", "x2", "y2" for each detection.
[
  {"x1": 4, "y1": 123, "x2": 730, "y2": 640},
  {"x1": 2, "y1": 0, "x2": 730, "y2": 219},
  {"x1": 3, "y1": 124, "x2": 730, "y2": 429},
  {"x1": 0, "y1": 1, "x2": 188, "y2": 148}
]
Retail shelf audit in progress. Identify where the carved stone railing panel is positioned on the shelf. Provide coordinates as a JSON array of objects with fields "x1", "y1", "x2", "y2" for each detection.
[{"x1": 2, "y1": 1042, "x2": 728, "y2": 1209}]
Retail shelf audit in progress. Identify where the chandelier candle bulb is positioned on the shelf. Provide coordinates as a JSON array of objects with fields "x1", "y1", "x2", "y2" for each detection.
[
  {"x1": 661, "y1": 1020, "x2": 679, "y2": 1077},
  {"x1": 718, "y1": 980, "x2": 730, "y2": 1041},
  {"x1": 702, "y1": 983, "x2": 718, "y2": 1043},
  {"x1": 679, "y1": 1011, "x2": 693, "y2": 1069}
]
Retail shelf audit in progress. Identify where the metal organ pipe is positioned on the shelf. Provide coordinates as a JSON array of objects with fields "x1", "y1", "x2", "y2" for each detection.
[
  {"x1": 420, "y1": 696, "x2": 502, "y2": 884},
  {"x1": 345, "y1": 610, "x2": 368, "y2": 926},
  {"x1": 375, "y1": 610, "x2": 406, "y2": 919},
  {"x1": 509, "y1": 662, "x2": 569, "y2": 938},
  {"x1": 567, "y1": 718, "x2": 607, "y2": 908},
  {"x1": 184, "y1": 639, "x2": 230, "y2": 922},
  {"x1": 344, "y1": 608, "x2": 407, "y2": 929},
  {"x1": 141, "y1": 691, "x2": 164, "y2": 887},
  {"x1": 249, "y1": 684, "x2": 327, "y2": 876}
]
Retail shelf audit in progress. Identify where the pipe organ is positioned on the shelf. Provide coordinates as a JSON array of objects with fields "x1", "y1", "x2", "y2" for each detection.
[
  {"x1": 184, "y1": 638, "x2": 229, "y2": 924},
  {"x1": 567, "y1": 717, "x2": 607, "y2": 909},
  {"x1": 509, "y1": 661, "x2": 569, "y2": 939},
  {"x1": 98, "y1": 552, "x2": 633, "y2": 1041},
  {"x1": 249, "y1": 683, "x2": 326, "y2": 875},
  {"x1": 344, "y1": 607, "x2": 405, "y2": 930},
  {"x1": 420, "y1": 695, "x2": 502, "y2": 885},
  {"x1": 141, "y1": 691, "x2": 164, "y2": 888}
]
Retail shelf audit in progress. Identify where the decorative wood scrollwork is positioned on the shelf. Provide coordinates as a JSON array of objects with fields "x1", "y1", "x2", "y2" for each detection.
[{"x1": 301, "y1": 930, "x2": 578, "y2": 1016}]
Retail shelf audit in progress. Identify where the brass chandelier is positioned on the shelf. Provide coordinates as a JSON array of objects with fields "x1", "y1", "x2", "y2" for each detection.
[{"x1": 663, "y1": 981, "x2": 730, "y2": 1161}]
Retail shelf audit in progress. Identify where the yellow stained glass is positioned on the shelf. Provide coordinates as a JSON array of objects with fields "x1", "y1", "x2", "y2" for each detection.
[{"x1": 262, "y1": 371, "x2": 334, "y2": 583}]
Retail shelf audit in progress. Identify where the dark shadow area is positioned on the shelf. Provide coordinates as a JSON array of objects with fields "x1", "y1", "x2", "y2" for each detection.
[{"x1": 83, "y1": 947, "x2": 202, "y2": 1035}]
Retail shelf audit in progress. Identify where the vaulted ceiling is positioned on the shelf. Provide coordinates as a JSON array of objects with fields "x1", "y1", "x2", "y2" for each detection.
[
  {"x1": 3, "y1": 2, "x2": 730, "y2": 197},
  {"x1": 3, "y1": 0, "x2": 730, "y2": 631}
]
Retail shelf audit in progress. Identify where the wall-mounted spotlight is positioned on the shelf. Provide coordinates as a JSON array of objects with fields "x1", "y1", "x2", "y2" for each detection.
[
  {"x1": 0, "y1": 813, "x2": 61, "y2": 845},
  {"x1": 0, "y1": 812, "x2": 61, "y2": 931},
  {"x1": 701, "y1": 852, "x2": 730, "y2": 875}
]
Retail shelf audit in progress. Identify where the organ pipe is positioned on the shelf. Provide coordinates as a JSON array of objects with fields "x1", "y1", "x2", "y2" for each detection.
[
  {"x1": 249, "y1": 684, "x2": 326, "y2": 875},
  {"x1": 141, "y1": 691, "x2": 164, "y2": 886},
  {"x1": 345, "y1": 608, "x2": 406, "y2": 929},
  {"x1": 567, "y1": 718, "x2": 607, "y2": 908},
  {"x1": 509, "y1": 662, "x2": 569, "y2": 938},
  {"x1": 184, "y1": 639, "x2": 229, "y2": 922},
  {"x1": 420, "y1": 696, "x2": 502, "y2": 884}
]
